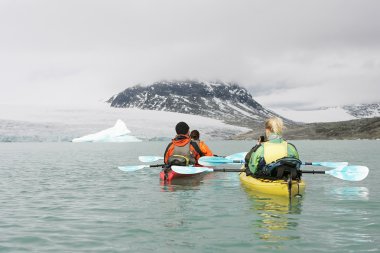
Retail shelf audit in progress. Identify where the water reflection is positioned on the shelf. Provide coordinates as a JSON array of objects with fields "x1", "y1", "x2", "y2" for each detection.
[
  {"x1": 329, "y1": 187, "x2": 369, "y2": 201},
  {"x1": 242, "y1": 185, "x2": 303, "y2": 242},
  {"x1": 160, "y1": 173, "x2": 215, "y2": 192}
]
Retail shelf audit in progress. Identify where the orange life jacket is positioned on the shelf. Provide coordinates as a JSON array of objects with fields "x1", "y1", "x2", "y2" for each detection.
[
  {"x1": 164, "y1": 135, "x2": 203, "y2": 165},
  {"x1": 193, "y1": 140, "x2": 213, "y2": 157}
]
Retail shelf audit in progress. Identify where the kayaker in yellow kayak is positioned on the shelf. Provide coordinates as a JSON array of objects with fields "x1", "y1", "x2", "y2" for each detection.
[{"x1": 244, "y1": 117, "x2": 300, "y2": 180}]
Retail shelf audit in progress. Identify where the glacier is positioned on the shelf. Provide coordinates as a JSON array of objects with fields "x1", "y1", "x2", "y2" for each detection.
[
  {"x1": 72, "y1": 119, "x2": 142, "y2": 143},
  {"x1": 270, "y1": 107, "x2": 356, "y2": 123},
  {"x1": 0, "y1": 104, "x2": 250, "y2": 142}
]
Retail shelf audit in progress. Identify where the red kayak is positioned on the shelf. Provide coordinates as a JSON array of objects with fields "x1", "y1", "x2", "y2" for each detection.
[
  {"x1": 160, "y1": 165, "x2": 204, "y2": 181},
  {"x1": 160, "y1": 169, "x2": 183, "y2": 181}
]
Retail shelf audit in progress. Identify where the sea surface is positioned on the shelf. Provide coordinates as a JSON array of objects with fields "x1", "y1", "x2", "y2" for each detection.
[{"x1": 0, "y1": 140, "x2": 379, "y2": 253}]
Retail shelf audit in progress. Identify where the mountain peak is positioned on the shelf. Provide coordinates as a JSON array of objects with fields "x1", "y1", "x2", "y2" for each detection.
[{"x1": 108, "y1": 80, "x2": 289, "y2": 128}]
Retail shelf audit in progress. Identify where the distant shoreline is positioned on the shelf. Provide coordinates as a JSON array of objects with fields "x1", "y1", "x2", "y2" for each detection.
[{"x1": 232, "y1": 117, "x2": 380, "y2": 140}]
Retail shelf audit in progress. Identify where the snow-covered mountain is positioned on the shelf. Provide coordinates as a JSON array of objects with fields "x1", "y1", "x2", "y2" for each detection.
[
  {"x1": 108, "y1": 80, "x2": 289, "y2": 128},
  {"x1": 268, "y1": 103, "x2": 379, "y2": 123},
  {"x1": 342, "y1": 103, "x2": 380, "y2": 118}
]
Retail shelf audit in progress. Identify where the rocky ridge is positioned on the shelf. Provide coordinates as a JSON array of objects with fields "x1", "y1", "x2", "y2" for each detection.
[{"x1": 108, "y1": 80, "x2": 291, "y2": 128}]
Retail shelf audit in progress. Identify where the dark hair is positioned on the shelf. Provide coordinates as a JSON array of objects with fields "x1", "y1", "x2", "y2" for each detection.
[
  {"x1": 190, "y1": 130, "x2": 200, "y2": 140},
  {"x1": 175, "y1": 122, "x2": 189, "y2": 135}
]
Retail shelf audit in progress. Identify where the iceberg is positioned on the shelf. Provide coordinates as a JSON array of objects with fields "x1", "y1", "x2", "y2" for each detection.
[{"x1": 72, "y1": 119, "x2": 142, "y2": 142}]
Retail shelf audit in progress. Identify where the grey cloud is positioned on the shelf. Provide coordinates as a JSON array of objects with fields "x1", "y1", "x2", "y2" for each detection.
[{"x1": 0, "y1": 0, "x2": 379, "y2": 108}]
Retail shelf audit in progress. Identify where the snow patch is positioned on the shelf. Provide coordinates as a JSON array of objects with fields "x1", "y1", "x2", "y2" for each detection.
[
  {"x1": 270, "y1": 107, "x2": 356, "y2": 123},
  {"x1": 237, "y1": 103, "x2": 259, "y2": 119},
  {"x1": 226, "y1": 102, "x2": 256, "y2": 119}
]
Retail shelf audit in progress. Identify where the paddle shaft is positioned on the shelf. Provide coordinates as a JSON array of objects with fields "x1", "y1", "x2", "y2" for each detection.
[
  {"x1": 212, "y1": 168, "x2": 327, "y2": 173},
  {"x1": 149, "y1": 164, "x2": 165, "y2": 168},
  {"x1": 301, "y1": 170, "x2": 325, "y2": 174},
  {"x1": 213, "y1": 168, "x2": 244, "y2": 172},
  {"x1": 199, "y1": 158, "x2": 347, "y2": 168},
  {"x1": 203, "y1": 161, "x2": 326, "y2": 165}
]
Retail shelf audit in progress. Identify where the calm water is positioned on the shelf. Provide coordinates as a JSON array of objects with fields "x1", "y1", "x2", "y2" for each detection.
[{"x1": 0, "y1": 140, "x2": 379, "y2": 253}]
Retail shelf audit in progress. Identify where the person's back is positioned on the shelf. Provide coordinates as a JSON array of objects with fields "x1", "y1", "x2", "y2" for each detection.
[
  {"x1": 190, "y1": 130, "x2": 213, "y2": 157},
  {"x1": 246, "y1": 117, "x2": 299, "y2": 179},
  {"x1": 164, "y1": 122, "x2": 203, "y2": 166}
]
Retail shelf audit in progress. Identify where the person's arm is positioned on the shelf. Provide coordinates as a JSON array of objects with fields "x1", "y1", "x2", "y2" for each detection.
[
  {"x1": 164, "y1": 143, "x2": 173, "y2": 164},
  {"x1": 200, "y1": 141, "x2": 213, "y2": 156},
  {"x1": 287, "y1": 143, "x2": 299, "y2": 159},
  {"x1": 248, "y1": 146, "x2": 264, "y2": 175}
]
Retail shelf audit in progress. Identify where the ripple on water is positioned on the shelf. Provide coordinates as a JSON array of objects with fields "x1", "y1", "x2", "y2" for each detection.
[{"x1": 0, "y1": 141, "x2": 379, "y2": 252}]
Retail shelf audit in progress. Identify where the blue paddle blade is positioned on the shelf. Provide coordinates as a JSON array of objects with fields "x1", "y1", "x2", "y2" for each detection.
[
  {"x1": 326, "y1": 165, "x2": 369, "y2": 181},
  {"x1": 171, "y1": 166, "x2": 213, "y2": 175},
  {"x1": 118, "y1": 165, "x2": 147, "y2": 172},
  {"x1": 138, "y1": 156, "x2": 164, "y2": 162},
  {"x1": 197, "y1": 161, "x2": 215, "y2": 167},
  {"x1": 198, "y1": 156, "x2": 244, "y2": 166},
  {"x1": 312, "y1": 162, "x2": 349, "y2": 168},
  {"x1": 198, "y1": 156, "x2": 230, "y2": 166},
  {"x1": 198, "y1": 152, "x2": 247, "y2": 166},
  {"x1": 225, "y1": 152, "x2": 248, "y2": 160}
]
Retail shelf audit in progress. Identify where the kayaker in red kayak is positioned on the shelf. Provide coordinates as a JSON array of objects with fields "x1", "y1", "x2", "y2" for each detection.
[
  {"x1": 244, "y1": 117, "x2": 301, "y2": 180},
  {"x1": 190, "y1": 130, "x2": 214, "y2": 157},
  {"x1": 164, "y1": 122, "x2": 203, "y2": 166}
]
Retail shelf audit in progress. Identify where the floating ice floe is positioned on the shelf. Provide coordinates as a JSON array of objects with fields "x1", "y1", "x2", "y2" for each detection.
[{"x1": 72, "y1": 119, "x2": 142, "y2": 142}]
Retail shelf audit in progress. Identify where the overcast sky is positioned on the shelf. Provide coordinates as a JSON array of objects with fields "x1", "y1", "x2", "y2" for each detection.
[{"x1": 1, "y1": 0, "x2": 379, "y2": 109}]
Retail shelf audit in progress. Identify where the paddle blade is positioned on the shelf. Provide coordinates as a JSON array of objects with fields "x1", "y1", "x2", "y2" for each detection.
[
  {"x1": 171, "y1": 166, "x2": 213, "y2": 175},
  {"x1": 199, "y1": 156, "x2": 230, "y2": 166},
  {"x1": 138, "y1": 156, "x2": 164, "y2": 162},
  {"x1": 118, "y1": 165, "x2": 147, "y2": 172},
  {"x1": 225, "y1": 152, "x2": 248, "y2": 160},
  {"x1": 312, "y1": 162, "x2": 349, "y2": 168},
  {"x1": 198, "y1": 156, "x2": 243, "y2": 166},
  {"x1": 326, "y1": 166, "x2": 369, "y2": 181}
]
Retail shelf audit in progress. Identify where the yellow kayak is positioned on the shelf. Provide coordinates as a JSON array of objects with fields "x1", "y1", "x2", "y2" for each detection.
[{"x1": 240, "y1": 172, "x2": 306, "y2": 197}]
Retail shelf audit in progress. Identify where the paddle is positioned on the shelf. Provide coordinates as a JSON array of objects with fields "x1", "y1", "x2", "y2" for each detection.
[
  {"x1": 225, "y1": 152, "x2": 248, "y2": 160},
  {"x1": 118, "y1": 164, "x2": 164, "y2": 172},
  {"x1": 198, "y1": 155, "x2": 348, "y2": 169},
  {"x1": 139, "y1": 156, "x2": 164, "y2": 162},
  {"x1": 198, "y1": 156, "x2": 244, "y2": 166},
  {"x1": 120, "y1": 152, "x2": 247, "y2": 173},
  {"x1": 171, "y1": 165, "x2": 369, "y2": 181},
  {"x1": 138, "y1": 152, "x2": 248, "y2": 163},
  {"x1": 172, "y1": 166, "x2": 243, "y2": 174},
  {"x1": 301, "y1": 166, "x2": 369, "y2": 181}
]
